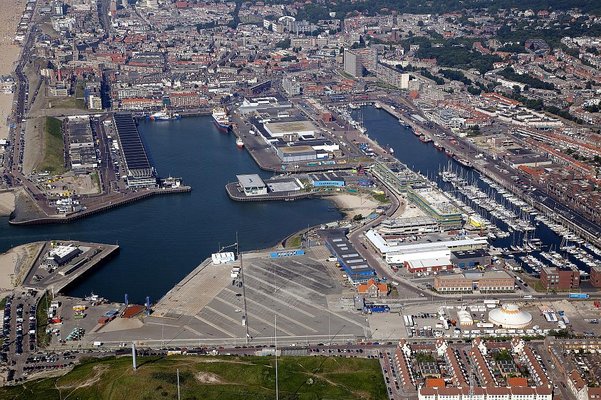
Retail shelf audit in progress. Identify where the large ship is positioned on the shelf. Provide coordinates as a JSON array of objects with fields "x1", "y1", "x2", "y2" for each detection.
[{"x1": 212, "y1": 107, "x2": 231, "y2": 132}]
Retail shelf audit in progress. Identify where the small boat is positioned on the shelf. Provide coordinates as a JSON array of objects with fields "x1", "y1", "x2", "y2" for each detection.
[
  {"x1": 149, "y1": 109, "x2": 180, "y2": 121},
  {"x1": 374, "y1": 102, "x2": 382, "y2": 109},
  {"x1": 236, "y1": 137, "x2": 244, "y2": 148}
]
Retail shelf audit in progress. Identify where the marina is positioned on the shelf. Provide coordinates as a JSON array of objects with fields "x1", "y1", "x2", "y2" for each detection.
[{"x1": 360, "y1": 106, "x2": 601, "y2": 283}]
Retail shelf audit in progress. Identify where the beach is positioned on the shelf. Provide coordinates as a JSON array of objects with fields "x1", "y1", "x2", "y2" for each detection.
[
  {"x1": 329, "y1": 192, "x2": 380, "y2": 219},
  {"x1": 0, "y1": 191, "x2": 15, "y2": 216},
  {"x1": 0, "y1": 0, "x2": 25, "y2": 140},
  {"x1": 0, "y1": 242, "x2": 43, "y2": 294}
]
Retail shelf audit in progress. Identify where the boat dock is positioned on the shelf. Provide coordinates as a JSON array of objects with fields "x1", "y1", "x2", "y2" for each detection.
[{"x1": 21, "y1": 241, "x2": 120, "y2": 295}]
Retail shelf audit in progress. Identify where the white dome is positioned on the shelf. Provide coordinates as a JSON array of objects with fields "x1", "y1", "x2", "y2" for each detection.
[{"x1": 488, "y1": 303, "x2": 532, "y2": 328}]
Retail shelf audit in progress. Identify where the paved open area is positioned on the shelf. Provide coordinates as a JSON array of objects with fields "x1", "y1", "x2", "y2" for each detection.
[{"x1": 85, "y1": 247, "x2": 371, "y2": 347}]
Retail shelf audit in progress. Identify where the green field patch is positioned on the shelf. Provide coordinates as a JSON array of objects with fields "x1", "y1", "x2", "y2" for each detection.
[
  {"x1": 0, "y1": 356, "x2": 387, "y2": 400},
  {"x1": 38, "y1": 117, "x2": 66, "y2": 175}
]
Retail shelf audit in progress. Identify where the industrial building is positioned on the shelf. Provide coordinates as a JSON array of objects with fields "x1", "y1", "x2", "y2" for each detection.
[
  {"x1": 324, "y1": 230, "x2": 375, "y2": 283},
  {"x1": 275, "y1": 145, "x2": 317, "y2": 163},
  {"x1": 404, "y1": 256, "x2": 453, "y2": 274},
  {"x1": 263, "y1": 120, "x2": 316, "y2": 140},
  {"x1": 433, "y1": 270, "x2": 515, "y2": 293},
  {"x1": 540, "y1": 266, "x2": 580, "y2": 290},
  {"x1": 450, "y1": 249, "x2": 492, "y2": 270},
  {"x1": 366, "y1": 229, "x2": 488, "y2": 263},
  {"x1": 113, "y1": 113, "x2": 157, "y2": 188},
  {"x1": 236, "y1": 174, "x2": 267, "y2": 196},
  {"x1": 590, "y1": 266, "x2": 601, "y2": 287},
  {"x1": 67, "y1": 117, "x2": 98, "y2": 172},
  {"x1": 47, "y1": 245, "x2": 81, "y2": 266},
  {"x1": 238, "y1": 96, "x2": 291, "y2": 115}
]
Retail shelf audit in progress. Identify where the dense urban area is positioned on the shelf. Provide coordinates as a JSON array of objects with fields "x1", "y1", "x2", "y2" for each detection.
[{"x1": 0, "y1": 0, "x2": 601, "y2": 398}]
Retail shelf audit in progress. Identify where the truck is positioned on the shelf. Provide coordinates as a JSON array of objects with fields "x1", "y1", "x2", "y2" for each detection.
[
  {"x1": 364, "y1": 304, "x2": 390, "y2": 313},
  {"x1": 568, "y1": 293, "x2": 590, "y2": 299},
  {"x1": 93, "y1": 341, "x2": 103, "y2": 347}
]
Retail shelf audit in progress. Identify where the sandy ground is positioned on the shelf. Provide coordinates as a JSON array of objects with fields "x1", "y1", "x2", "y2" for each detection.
[
  {"x1": 0, "y1": 241, "x2": 43, "y2": 294},
  {"x1": 0, "y1": 190, "x2": 15, "y2": 216},
  {"x1": 100, "y1": 317, "x2": 144, "y2": 332},
  {"x1": 47, "y1": 174, "x2": 100, "y2": 196},
  {"x1": 0, "y1": 0, "x2": 25, "y2": 140},
  {"x1": 0, "y1": 93, "x2": 14, "y2": 141},
  {"x1": 329, "y1": 192, "x2": 379, "y2": 219}
]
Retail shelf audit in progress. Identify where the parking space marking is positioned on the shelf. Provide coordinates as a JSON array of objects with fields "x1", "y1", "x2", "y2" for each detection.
[
  {"x1": 183, "y1": 325, "x2": 202, "y2": 337},
  {"x1": 237, "y1": 295, "x2": 318, "y2": 333},
  {"x1": 204, "y1": 305, "x2": 261, "y2": 336},
  {"x1": 250, "y1": 263, "x2": 326, "y2": 297},
  {"x1": 239, "y1": 286, "x2": 316, "y2": 318},
  {"x1": 146, "y1": 321, "x2": 182, "y2": 329},
  {"x1": 288, "y1": 258, "x2": 333, "y2": 276},
  {"x1": 193, "y1": 315, "x2": 236, "y2": 338},
  {"x1": 210, "y1": 296, "x2": 295, "y2": 336},
  {"x1": 244, "y1": 274, "x2": 367, "y2": 329},
  {"x1": 266, "y1": 260, "x2": 334, "y2": 290}
]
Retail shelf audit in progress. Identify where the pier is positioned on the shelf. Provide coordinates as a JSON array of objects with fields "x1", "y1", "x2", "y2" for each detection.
[
  {"x1": 225, "y1": 181, "x2": 314, "y2": 202},
  {"x1": 22, "y1": 241, "x2": 120, "y2": 294},
  {"x1": 9, "y1": 185, "x2": 191, "y2": 225}
]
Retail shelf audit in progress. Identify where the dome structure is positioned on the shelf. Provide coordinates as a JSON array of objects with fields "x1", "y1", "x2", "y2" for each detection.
[{"x1": 488, "y1": 303, "x2": 532, "y2": 328}]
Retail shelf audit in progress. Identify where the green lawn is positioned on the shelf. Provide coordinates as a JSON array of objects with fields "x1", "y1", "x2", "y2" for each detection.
[
  {"x1": 38, "y1": 117, "x2": 66, "y2": 175},
  {"x1": 284, "y1": 234, "x2": 302, "y2": 249},
  {"x1": 372, "y1": 192, "x2": 389, "y2": 203},
  {"x1": 36, "y1": 292, "x2": 51, "y2": 348},
  {"x1": 0, "y1": 355, "x2": 387, "y2": 400}
]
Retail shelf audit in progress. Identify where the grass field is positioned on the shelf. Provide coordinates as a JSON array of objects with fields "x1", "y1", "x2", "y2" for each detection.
[
  {"x1": 36, "y1": 293, "x2": 51, "y2": 347},
  {"x1": 37, "y1": 117, "x2": 65, "y2": 175},
  {"x1": 284, "y1": 234, "x2": 303, "y2": 249},
  {"x1": 0, "y1": 355, "x2": 387, "y2": 400}
]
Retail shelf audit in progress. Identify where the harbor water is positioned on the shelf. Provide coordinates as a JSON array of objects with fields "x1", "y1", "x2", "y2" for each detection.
[{"x1": 0, "y1": 117, "x2": 342, "y2": 302}]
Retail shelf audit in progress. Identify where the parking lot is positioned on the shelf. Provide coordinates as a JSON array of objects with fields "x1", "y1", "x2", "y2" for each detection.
[
  {"x1": 1, "y1": 289, "x2": 41, "y2": 382},
  {"x1": 85, "y1": 248, "x2": 371, "y2": 347}
]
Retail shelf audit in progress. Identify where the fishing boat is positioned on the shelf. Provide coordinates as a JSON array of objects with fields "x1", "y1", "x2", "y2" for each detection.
[{"x1": 236, "y1": 137, "x2": 244, "y2": 148}]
